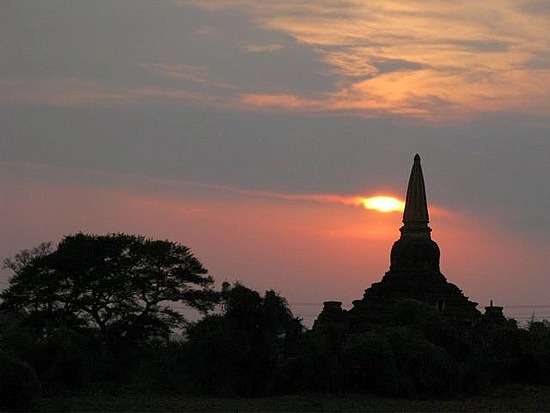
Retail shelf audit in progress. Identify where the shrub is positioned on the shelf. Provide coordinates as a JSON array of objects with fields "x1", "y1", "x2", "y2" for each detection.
[
  {"x1": 422, "y1": 318, "x2": 471, "y2": 361},
  {"x1": 35, "y1": 328, "x2": 103, "y2": 393},
  {"x1": 182, "y1": 315, "x2": 250, "y2": 395},
  {"x1": 285, "y1": 332, "x2": 344, "y2": 393},
  {"x1": 1, "y1": 313, "x2": 118, "y2": 395},
  {"x1": 341, "y1": 332, "x2": 400, "y2": 395},
  {"x1": 129, "y1": 340, "x2": 189, "y2": 394},
  {"x1": 384, "y1": 327, "x2": 457, "y2": 397},
  {"x1": 0, "y1": 351, "x2": 41, "y2": 411},
  {"x1": 181, "y1": 284, "x2": 303, "y2": 397},
  {"x1": 484, "y1": 326, "x2": 531, "y2": 384}
]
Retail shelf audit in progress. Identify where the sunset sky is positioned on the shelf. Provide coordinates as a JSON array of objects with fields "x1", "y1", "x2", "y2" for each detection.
[{"x1": 2, "y1": 1, "x2": 550, "y2": 324}]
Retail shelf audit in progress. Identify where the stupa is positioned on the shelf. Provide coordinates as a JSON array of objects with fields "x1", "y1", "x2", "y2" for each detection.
[{"x1": 314, "y1": 154, "x2": 481, "y2": 332}]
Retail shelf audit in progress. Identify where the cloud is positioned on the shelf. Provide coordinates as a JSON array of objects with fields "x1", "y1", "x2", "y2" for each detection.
[
  {"x1": 524, "y1": 52, "x2": 550, "y2": 70},
  {"x1": 147, "y1": 180, "x2": 449, "y2": 217},
  {"x1": 239, "y1": 93, "x2": 324, "y2": 111},
  {"x1": 4, "y1": 0, "x2": 549, "y2": 119},
  {"x1": 237, "y1": 79, "x2": 460, "y2": 120},
  {"x1": 0, "y1": 78, "x2": 223, "y2": 108},
  {"x1": 241, "y1": 43, "x2": 284, "y2": 53},
  {"x1": 520, "y1": 0, "x2": 550, "y2": 15},
  {"x1": 140, "y1": 63, "x2": 236, "y2": 89},
  {"x1": 182, "y1": 0, "x2": 550, "y2": 119},
  {"x1": 0, "y1": 79, "x2": 132, "y2": 107}
]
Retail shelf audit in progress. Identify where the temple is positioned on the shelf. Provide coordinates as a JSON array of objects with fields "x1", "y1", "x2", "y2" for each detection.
[{"x1": 314, "y1": 154, "x2": 483, "y2": 332}]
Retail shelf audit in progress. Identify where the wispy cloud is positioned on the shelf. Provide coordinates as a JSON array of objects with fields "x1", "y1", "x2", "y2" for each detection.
[
  {"x1": 181, "y1": 0, "x2": 550, "y2": 119},
  {"x1": 241, "y1": 43, "x2": 284, "y2": 53},
  {"x1": 5, "y1": 1, "x2": 549, "y2": 119},
  {"x1": 0, "y1": 78, "x2": 224, "y2": 108},
  {"x1": 230, "y1": 187, "x2": 449, "y2": 216},
  {"x1": 239, "y1": 93, "x2": 324, "y2": 111},
  {"x1": 0, "y1": 160, "x2": 430, "y2": 216},
  {"x1": 140, "y1": 63, "x2": 235, "y2": 89},
  {"x1": 0, "y1": 79, "x2": 131, "y2": 107}
]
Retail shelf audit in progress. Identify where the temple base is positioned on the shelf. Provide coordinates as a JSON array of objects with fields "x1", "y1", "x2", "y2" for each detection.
[{"x1": 348, "y1": 269, "x2": 480, "y2": 329}]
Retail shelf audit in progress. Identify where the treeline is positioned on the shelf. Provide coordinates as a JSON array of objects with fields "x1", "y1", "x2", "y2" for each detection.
[{"x1": 2, "y1": 233, "x2": 550, "y2": 411}]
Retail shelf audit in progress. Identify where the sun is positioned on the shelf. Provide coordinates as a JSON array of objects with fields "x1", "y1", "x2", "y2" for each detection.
[{"x1": 356, "y1": 196, "x2": 405, "y2": 213}]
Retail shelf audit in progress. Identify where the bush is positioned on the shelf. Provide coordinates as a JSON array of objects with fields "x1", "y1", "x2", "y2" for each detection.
[
  {"x1": 182, "y1": 315, "x2": 252, "y2": 396},
  {"x1": 484, "y1": 326, "x2": 531, "y2": 384},
  {"x1": 180, "y1": 284, "x2": 302, "y2": 397},
  {"x1": 0, "y1": 351, "x2": 41, "y2": 411},
  {"x1": 522, "y1": 322, "x2": 550, "y2": 384},
  {"x1": 37, "y1": 328, "x2": 103, "y2": 393},
  {"x1": 423, "y1": 318, "x2": 471, "y2": 361},
  {"x1": 283, "y1": 332, "x2": 343, "y2": 393},
  {"x1": 458, "y1": 351, "x2": 492, "y2": 394},
  {"x1": 384, "y1": 327, "x2": 457, "y2": 397},
  {"x1": 341, "y1": 332, "x2": 400, "y2": 395},
  {"x1": 2, "y1": 320, "x2": 114, "y2": 395},
  {"x1": 128, "y1": 340, "x2": 189, "y2": 394}
]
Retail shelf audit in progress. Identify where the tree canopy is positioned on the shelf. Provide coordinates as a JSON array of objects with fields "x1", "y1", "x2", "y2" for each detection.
[
  {"x1": 182, "y1": 282, "x2": 304, "y2": 396},
  {"x1": 1, "y1": 233, "x2": 219, "y2": 350}
]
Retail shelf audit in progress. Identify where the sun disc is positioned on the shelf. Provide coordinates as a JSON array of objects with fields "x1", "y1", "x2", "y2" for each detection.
[{"x1": 357, "y1": 196, "x2": 405, "y2": 213}]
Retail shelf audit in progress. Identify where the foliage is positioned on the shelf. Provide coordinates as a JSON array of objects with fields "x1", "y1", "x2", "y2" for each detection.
[
  {"x1": 0, "y1": 350, "x2": 41, "y2": 411},
  {"x1": 341, "y1": 332, "x2": 400, "y2": 395},
  {"x1": 6, "y1": 236, "x2": 550, "y2": 400},
  {"x1": 127, "y1": 341, "x2": 190, "y2": 394},
  {"x1": 1, "y1": 309, "x2": 113, "y2": 394},
  {"x1": 1, "y1": 233, "x2": 219, "y2": 353},
  {"x1": 27, "y1": 327, "x2": 107, "y2": 394},
  {"x1": 384, "y1": 326, "x2": 457, "y2": 396},
  {"x1": 182, "y1": 282, "x2": 303, "y2": 396}
]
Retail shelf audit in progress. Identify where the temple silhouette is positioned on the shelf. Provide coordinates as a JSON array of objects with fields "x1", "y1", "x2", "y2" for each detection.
[{"x1": 314, "y1": 154, "x2": 503, "y2": 332}]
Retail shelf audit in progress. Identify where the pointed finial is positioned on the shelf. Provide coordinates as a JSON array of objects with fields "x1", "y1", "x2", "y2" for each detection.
[{"x1": 400, "y1": 154, "x2": 430, "y2": 237}]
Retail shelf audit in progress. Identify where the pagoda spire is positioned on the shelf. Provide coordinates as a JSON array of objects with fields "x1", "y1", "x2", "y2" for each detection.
[{"x1": 400, "y1": 154, "x2": 431, "y2": 238}]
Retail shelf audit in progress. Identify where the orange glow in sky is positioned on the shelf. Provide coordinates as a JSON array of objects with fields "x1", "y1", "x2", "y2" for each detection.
[
  {"x1": 185, "y1": 0, "x2": 550, "y2": 120},
  {"x1": 355, "y1": 196, "x2": 405, "y2": 213}
]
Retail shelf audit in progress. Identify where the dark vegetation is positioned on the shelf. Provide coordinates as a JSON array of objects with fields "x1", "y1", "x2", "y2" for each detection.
[{"x1": 1, "y1": 233, "x2": 550, "y2": 411}]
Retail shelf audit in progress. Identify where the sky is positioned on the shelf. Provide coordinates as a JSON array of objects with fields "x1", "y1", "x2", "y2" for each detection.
[{"x1": 1, "y1": 0, "x2": 550, "y2": 325}]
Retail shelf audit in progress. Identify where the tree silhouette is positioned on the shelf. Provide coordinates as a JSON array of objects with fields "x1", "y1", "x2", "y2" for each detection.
[
  {"x1": 1, "y1": 233, "x2": 219, "y2": 352},
  {"x1": 183, "y1": 282, "x2": 303, "y2": 396}
]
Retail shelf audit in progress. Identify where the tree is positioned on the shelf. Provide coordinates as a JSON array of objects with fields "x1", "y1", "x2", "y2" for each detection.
[
  {"x1": 183, "y1": 282, "x2": 303, "y2": 396},
  {"x1": 1, "y1": 233, "x2": 219, "y2": 352}
]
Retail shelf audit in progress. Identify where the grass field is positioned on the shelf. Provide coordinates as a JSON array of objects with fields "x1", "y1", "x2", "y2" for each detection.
[{"x1": 39, "y1": 385, "x2": 550, "y2": 412}]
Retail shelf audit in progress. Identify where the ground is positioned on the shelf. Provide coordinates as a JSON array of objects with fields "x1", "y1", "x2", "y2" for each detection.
[{"x1": 39, "y1": 385, "x2": 550, "y2": 412}]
